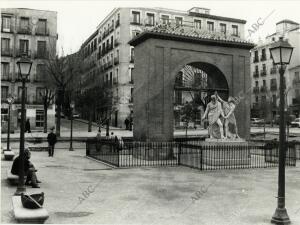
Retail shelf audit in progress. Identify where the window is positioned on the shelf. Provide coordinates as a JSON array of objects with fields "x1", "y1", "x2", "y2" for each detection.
[
  {"x1": 255, "y1": 96, "x2": 258, "y2": 103},
  {"x1": 130, "y1": 47, "x2": 134, "y2": 62},
  {"x1": 262, "y1": 64, "x2": 266, "y2": 72},
  {"x1": 110, "y1": 72, "x2": 113, "y2": 86},
  {"x1": 220, "y1": 23, "x2": 226, "y2": 34},
  {"x1": 1, "y1": 86, "x2": 8, "y2": 100},
  {"x1": 255, "y1": 81, "x2": 258, "y2": 87},
  {"x1": 261, "y1": 95, "x2": 266, "y2": 103},
  {"x1": 194, "y1": 20, "x2": 201, "y2": 29},
  {"x1": 254, "y1": 51, "x2": 259, "y2": 62},
  {"x1": 36, "y1": 87, "x2": 45, "y2": 103},
  {"x1": 37, "y1": 41, "x2": 47, "y2": 58},
  {"x1": 36, "y1": 64, "x2": 46, "y2": 81},
  {"x1": 263, "y1": 80, "x2": 266, "y2": 87},
  {"x1": 19, "y1": 17, "x2": 30, "y2": 33},
  {"x1": 19, "y1": 39, "x2": 29, "y2": 55},
  {"x1": 2, "y1": 16, "x2": 11, "y2": 32},
  {"x1": 161, "y1": 15, "x2": 169, "y2": 25},
  {"x1": 175, "y1": 17, "x2": 183, "y2": 26},
  {"x1": 255, "y1": 65, "x2": 259, "y2": 72},
  {"x1": 132, "y1": 11, "x2": 140, "y2": 24},
  {"x1": 36, "y1": 110, "x2": 44, "y2": 128},
  {"x1": 110, "y1": 36, "x2": 114, "y2": 47},
  {"x1": 232, "y1": 25, "x2": 239, "y2": 36},
  {"x1": 175, "y1": 91, "x2": 182, "y2": 104},
  {"x1": 1, "y1": 62, "x2": 10, "y2": 80},
  {"x1": 37, "y1": 19, "x2": 47, "y2": 35},
  {"x1": 1, "y1": 38, "x2": 10, "y2": 53},
  {"x1": 129, "y1": 68, "x2": 133, "y2": 83},
  {"x1": 130, "y1": 88, "x2": 133, "y2": 103},
  {"x1": 18, "y1": 86, "x2": 27, "y2": 101},
  {"x1": 207, "y1": 21, "x2": 214, "y2": 31},
  {"x1": 146, "y1": 13, "x2": 155, "y2": 26}
]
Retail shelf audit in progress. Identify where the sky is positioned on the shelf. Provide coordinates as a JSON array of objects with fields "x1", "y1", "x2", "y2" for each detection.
[{"x1": 2, "y1": 0, "x2": 300, "y2": 55}]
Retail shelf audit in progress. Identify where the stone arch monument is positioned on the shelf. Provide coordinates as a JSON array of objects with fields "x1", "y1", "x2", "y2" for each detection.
[{"x1": 129, "y1": 26, "x2": 254, "y2": 141}]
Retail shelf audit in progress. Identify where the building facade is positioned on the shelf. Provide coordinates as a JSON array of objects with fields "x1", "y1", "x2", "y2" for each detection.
[
  {"x1": 1, "y1": 8, "x2": 57, "y2": 132},
  {"x1": 250, "y1": 20, "x2": 300, "y2": 121},
  {"x1": 78, "y1": 7, "x2": 246, "y2": 128}
]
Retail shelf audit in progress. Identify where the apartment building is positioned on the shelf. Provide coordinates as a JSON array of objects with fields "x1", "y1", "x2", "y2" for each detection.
[
  {"x1": 1, "y1": 8, "x2": 57, "y2": 132},
  {"x1": 78, "y1": 7, "x2": 246, "y2": 128},
  {"x1": 250, "y1": 20, "x2": 300, "y2": 121}
]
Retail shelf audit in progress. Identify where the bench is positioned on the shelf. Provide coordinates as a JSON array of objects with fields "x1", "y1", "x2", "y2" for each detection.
[
  {"x1": 4, "y1": 150, "x2": 15, "y2": 160},
  {"x1": 7, "y1": 169, "x2": 23, "y2": 185},
  {"x1": 12, "y1": 196, "x2": 49, "y2": 224}
]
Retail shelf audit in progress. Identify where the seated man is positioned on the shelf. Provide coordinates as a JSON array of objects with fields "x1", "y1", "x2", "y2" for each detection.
[{"x1": 11, "y1": 148, "x2": 41, "y2": 188}]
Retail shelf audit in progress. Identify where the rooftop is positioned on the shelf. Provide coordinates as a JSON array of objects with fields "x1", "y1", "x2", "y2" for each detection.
[
  {"x1": 129, "y1": 24, "x2": 253, "y2": 49},
  {"x1": 276, "y1": 19, "x2": 299, "y2": 25}
]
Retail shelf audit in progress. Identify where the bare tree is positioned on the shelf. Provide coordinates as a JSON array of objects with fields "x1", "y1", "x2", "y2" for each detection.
[
  {"x1": 40, "y1": 88, "x2": 55, "y2": 133},
  {"x1": 43, "y1": 49, "x2": 84, "y2": 137}
]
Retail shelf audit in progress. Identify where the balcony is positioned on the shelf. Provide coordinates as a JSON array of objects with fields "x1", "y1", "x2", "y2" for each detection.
[
  {"x1": 260, "y1": 86, "x2": 267, "y2": 92},
  {"x1": 16, "y1": 49, "x2": 31, "y2": 58},
  {"x1": 253, "y1": 71, "x2": 259, "y2": 78},
  {"x1": 260, "y1": 54, "x2": 267, "y2": 61},
  {"x1": 35, "y1": 27, "x2": 49, "y2": 36},
  {"x1": 107, "y1": 60, "x2": 113, "y2": 68},
  {"x1": 270, "y1": 85, "x2": 277, "y2": 91},
  {"x1": 130, "y1": 55, "x2": 134, "y2": 63},
  {"x1": 109, "y1": 25, "x2": 114, "y2": 33},
  {"x1": 114, "y1": 39, "x2": 120, "y2": 47},
  {"x1": 260, "y1": 70, "x2": 267, "y2": 77},
  {"x1": 130, "y1": 19, "x2": 141, "y2": 25},
  {"x1": 35, "y1": 51, "x2": 49, "y2": 59},
  {"x1": 1, "y1": 73, "x2": 12, "y2": 81},
  {"x1": 113, "y1": 77, "x2": 118, "y2": 85},
  {"x1": 114, "y1": 57, "x2": 119, "y2": 65},
  {"x1": 17, "y1": 26, "x2": 32, "y2": 35},
  {"x1": 270, "y1": 67, "x2": 277, "y2": 74},
  {"x1": 253, "y1": 87, "x2": 259, "y2": 94},
  {"x1": 1, "y1": 24, "x2": 14, "y2": 33},
  {"x1": 293, "y1": 79, "x2": 300, "y2": 87},
  {"x1": 115, "y1": 19, "x2": 120, "y2": 28},
  {"x1": 253, "y1": 57, "x2": 259, "y2": 63},
  {"x1": 292, "y1": 98, "x2": 300, "y2": 105},
  {"x1": 1, "y1": 48, "x2": 13, "y2": 57}
]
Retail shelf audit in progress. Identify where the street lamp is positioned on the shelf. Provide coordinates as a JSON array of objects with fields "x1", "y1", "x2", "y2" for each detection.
[
  {"x1": 69, "y1": 101, "x2": 75, "y2": 151},
  {"x1": 269, "y1": 37, "x2": 293, "y2": 224},
  {"x1": 6, "y1": 96, "x2": 14, "y2": 152},
  {"x1": 15, "y1": 55, "x2": 32, "y2": 195}
]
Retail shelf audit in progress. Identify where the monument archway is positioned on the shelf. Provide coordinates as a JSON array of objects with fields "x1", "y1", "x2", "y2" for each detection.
[
  {"x1": 129, "y1": 26, "x2": 254, "y2": 141},
  {"x1": 174, "y1": 62, "x2": 229, "y2": 128}
]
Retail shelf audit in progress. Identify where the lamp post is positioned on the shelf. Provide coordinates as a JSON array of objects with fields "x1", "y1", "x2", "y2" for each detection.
[
  {"x1": 269, "y1": 37, "x2": 293, "y2": 224},
  {"x1": 69, "y1": 101, "x2": 74, "y2": 151},
  {"x1": 15, "y1": 55, "x2": 32, "y2": 195},
  {"x1": 6, "y1": 96, "x2": 14, "y2": 151}
]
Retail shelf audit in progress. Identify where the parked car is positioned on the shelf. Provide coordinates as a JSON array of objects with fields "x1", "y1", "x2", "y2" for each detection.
[
  {"x1": 251, "y1": 118, "x2": 265, "y2": 125},
  {"x1": 291, "y1": 118, "x2": 300, "y2": 128}
]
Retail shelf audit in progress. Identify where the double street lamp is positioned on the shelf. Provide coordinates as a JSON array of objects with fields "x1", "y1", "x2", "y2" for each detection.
[
  {"x1": 6, "y1": 96, "x2": 14, "y2": 151},
  {"x1": 69, "y1": 101, "x2": 75, "y2": 151},
  {"x1": 269, "y1": 37, "x2": 293, "y2": 224},
  {"x1": 15, "y1": 55, "x2": 32, "y2": 195}
]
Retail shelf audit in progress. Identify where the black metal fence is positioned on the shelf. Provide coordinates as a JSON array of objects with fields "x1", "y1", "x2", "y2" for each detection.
[{"x1": 86, "y1": 138, "x2": 297, "y2": 170}]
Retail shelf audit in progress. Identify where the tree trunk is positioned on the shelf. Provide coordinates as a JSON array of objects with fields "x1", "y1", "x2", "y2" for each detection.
[
  {"x1": 56, "y1": 103, "x2": 61, "y2": 137},
  {"x1": 43, "y1": 105, "x2": 48, "y2": 133},
  {"x1": 88, "y1": 111, "x2": 92, "y2": 132}
]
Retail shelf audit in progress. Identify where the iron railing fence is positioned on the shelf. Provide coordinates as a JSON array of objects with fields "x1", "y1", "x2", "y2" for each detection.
[{"x1": 86, "y1": 138, "x2": 297, "y2": 170}]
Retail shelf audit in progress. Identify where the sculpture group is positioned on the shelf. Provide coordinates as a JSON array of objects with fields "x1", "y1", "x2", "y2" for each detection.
[{"x1": 202, "y1": 92, "x2": 240, "y2": 140}]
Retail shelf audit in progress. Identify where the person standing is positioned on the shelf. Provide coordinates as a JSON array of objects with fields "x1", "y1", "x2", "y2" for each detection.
[
  {"x1": 47, "y1": 127, "x2": 57, "y2": 157},
  {"x1": 124, "y1": 118, "x2": 129, "y2": 130},
  {"x1": 25, "y1": 118, "x2": 31, "y2": 133}
]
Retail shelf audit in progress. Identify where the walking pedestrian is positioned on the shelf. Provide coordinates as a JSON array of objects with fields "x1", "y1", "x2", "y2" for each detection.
[
  {"x1": 47, "y1": 127, "x2": 57, "y2": 157},
  {"x1": 25, "y1": 118, "x2": 31, "y2": 133},
  {"x1": 124, "y1": 118, "x2": 129, "y2": 130}
]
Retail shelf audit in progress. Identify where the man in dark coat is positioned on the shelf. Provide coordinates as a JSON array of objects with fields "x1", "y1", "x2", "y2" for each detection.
[
  {"x1": 47, "y1": 127, "x2": 57, "y2": 157},
  {"x1": 11, "y1": 148, "x2": 40, "y2": 188},
  {"x1": 25, "y1": 118, "x2": 31, "y2": 133}
]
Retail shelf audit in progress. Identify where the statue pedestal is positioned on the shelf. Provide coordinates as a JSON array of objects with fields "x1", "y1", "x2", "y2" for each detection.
[{"x1": 200, "y1": 139, "x2": 250, "y2": 166}]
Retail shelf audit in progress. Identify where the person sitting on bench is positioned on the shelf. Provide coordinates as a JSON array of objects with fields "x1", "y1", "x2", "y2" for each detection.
[{"x1": 11, "y1": 148, "x2": 41, "y2": 188}]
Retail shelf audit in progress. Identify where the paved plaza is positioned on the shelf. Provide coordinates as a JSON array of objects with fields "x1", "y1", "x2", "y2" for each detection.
[{"x1": 1, "y1": 140, "x2": 300, "y2": 224}]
